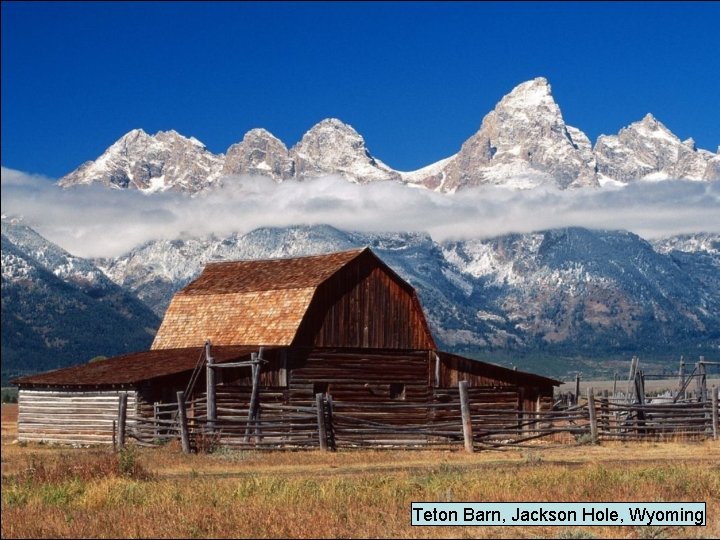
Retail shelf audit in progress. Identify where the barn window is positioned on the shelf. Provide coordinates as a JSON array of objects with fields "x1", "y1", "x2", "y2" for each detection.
[
  {"x1": 389, "y1": 383, "x2": 405, "y2": 400},
  {"x1": 313, "y1": 382, "x2": 329, "y2": 396}
]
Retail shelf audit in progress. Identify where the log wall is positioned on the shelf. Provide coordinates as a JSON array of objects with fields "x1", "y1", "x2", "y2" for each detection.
[
  {"x1": 289, "y1": 349, "x2": 431, "y2": 409},
  {"x1": 18, "y1": 389, "x2": 138, "y2": 445}
]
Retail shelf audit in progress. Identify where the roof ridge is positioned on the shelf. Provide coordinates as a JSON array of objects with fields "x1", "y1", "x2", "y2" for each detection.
[{"x1": 203, "y1": 247, "x2": 368, "y2": 267}]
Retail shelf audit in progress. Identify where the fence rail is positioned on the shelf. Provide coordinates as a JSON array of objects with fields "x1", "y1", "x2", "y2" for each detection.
[{"x1": 117, "y1": 385, "x2": 719, "y2": 453}]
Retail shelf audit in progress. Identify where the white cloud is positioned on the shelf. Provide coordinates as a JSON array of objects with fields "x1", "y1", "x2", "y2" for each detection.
[{"x1": 2, "y1": 166, "x2": 719, "y2": 258}]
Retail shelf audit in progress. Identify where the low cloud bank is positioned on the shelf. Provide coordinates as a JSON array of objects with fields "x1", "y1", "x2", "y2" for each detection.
[{"x1": 2, "y1": 167, "x2": 719, "y2": 258}]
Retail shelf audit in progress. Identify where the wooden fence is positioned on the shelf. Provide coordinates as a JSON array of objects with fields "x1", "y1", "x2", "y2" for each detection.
[{"x1": 116, "y1": 385, "x2": 719, "y2": 452}]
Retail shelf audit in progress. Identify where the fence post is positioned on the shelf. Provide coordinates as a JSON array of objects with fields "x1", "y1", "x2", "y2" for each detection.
[
  {"x1": 678, "y1": 357, "x2": 685, "y2": 399},
  {"x1": 697, "y1": 359, "x2": 707, "y2": 402},
  {"x1": 326, "y1": 393, "x2": 336, "y2": 451},
  {"x1": 245, "y1": 352, "x2": 261, "y2": 443},
  {"x1": 459, "y1": 380, "x2": 474, "y2": 453},
  {"x1": 316, "y1": 393, "x2": 328, "y2": 451},
  {"x1": 112, "y1": 420, "x2": 117, "y2": 452},
  {"x1": 587, "y1": 387, "x2": 598, "y2": 444},
  {"x1": 574, "y1": 374, "x2": 581, "y2": 406},
  {"x1": 153, "y1": 402, "x2": 160, "y2": 441},
  {"x1": 117, "y1": 393, "x2": 127, "y2": 449},
  {"x1": 628, "y1": 357, "x2": 638, "y2": 403},
  {"x1": 206, "y1": 342, "x2": 216, "y2": 432},
  {"x1": 712, "y1": 386, "x2": 718, "y2": 441},
  {"x1": 176, "y1": 390, "x2": 191, "y2": 454}
]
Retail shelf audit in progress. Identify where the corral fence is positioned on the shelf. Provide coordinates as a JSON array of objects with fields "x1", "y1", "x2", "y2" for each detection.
[{"x1": 114, "y1": 383, "x2": 719, "y2": 453}]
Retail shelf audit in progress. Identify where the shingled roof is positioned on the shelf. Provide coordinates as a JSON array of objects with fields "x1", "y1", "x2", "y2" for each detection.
[
  {"x1": 152, "y1": 248, "x2": 375, "y2": 349},
  {"x1": 12, "y1": 346, "x2": 263, "y2": 387},
  {"x1": 181, "y1": 249, "x2": 365, "y2": 294}
]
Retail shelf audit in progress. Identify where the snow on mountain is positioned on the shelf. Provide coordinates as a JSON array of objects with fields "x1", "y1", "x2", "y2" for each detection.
[
  {"x1": 56, "y1": 78, "x2": 718, "y2": 193},
  {"x1": 443, "y1": 228, "x2": 720, "y2": 353},
  {"x1": 290, "y1": 118, "x2": 401, "y2": 184},
  {"x1": 4, "y1": 219, "x2": 719, "y2": 379},
  {"x1": 92, "y1": 225, "x2": 720, "y2": 359},
  {"x1": 57, "y1": 128, "x2": 224, "y2": 192},
  {"x1": 399, "y1": 155, "x2": 455, "y2": 190},
  {"x1": 651, "y1": 232, "x2": 720, "y2": 255},
  {"x1": 222, "y1": 128, "x2": 295, "y2": 181},
  {"x1": 2, "y1": 219, "x2": 116, "y2": 291},
  {"x1": 594, "y1": 114, "x2": 714, "y2": 183},
  {"x1": 409, "y1": 78, "x2": 599, "y2": 191},
  {"x1": 1, "y1": 220, "x2": 159, "y2": 383}
]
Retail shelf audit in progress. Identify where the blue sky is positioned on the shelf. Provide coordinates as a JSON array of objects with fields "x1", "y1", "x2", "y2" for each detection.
[{"x1": 2, "y1": 1, "x2": 719, "y2": 178}]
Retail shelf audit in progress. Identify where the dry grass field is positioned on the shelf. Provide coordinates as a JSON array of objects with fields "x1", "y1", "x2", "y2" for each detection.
[{"x1": 2, "y1": 403, "x2": 719, "y2": 539}]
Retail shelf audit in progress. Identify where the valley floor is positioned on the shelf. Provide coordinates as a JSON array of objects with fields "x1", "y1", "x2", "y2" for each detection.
[{"x1": 1, "y1": 404, "x2": 718, "y2": 538}]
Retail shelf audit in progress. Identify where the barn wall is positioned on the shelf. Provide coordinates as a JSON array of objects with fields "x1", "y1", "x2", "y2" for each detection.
[
  {"x1": 432, "y1": 386, "x2": 520, "y2": 431},
  {"x1": 439, "y1": 354, "x2": 555, "y2": 412},
  {"x1": 296, "y1": 254, "x2": 435, "y2": 349},
  {"x1": 287, "y1": 349, "x2": 431, "y2": 429},
  {"x1": 18, "y1": 388, "x2": 138, "y2": 445},
  {"x1": 207, "y1": 349, "x2": 432, "y2": 406}
]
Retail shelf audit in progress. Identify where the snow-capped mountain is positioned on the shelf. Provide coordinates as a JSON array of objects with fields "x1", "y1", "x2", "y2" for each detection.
[
  {"x1": 651, "y1": 232, "x2": 720, "y2": 255},
  {"x1": 57, "y1": 128, "x2": 224, "y2": 192},
  {"x1": 290, "y1": 118, "x2": 401, "y2": 183},
  {"x1": 3, "y1": 220, "x2": 718, "y2": 380},
  {"x1": 595, "y1": 114, "x2": 715, "y2": 184},
  {"x1": 443, "y1": 228, "x2": 720, "y2": 352},
  {"x1": 58, "y1": 118, "x2": 401, "y2": 192},
  {"x1": 411, "y1": 78, "x2": 599, "y2": 191},
  {"x1": 222, "y1": 128, "x2": 295, "y2": 180},
  {"x1": 93, "y1": 225, "x2": 720, "y2": 370},
  {"x1": 56, "y1": 78, "x2": 719, "y2": 193},
  {"x1": 1, "y1": 219, "x2": 159, "y2": 384}
]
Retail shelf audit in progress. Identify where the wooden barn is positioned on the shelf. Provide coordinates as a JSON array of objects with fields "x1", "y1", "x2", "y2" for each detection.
[{"x1": 13, "y1": 247, "x2": 560, "y2": 447}]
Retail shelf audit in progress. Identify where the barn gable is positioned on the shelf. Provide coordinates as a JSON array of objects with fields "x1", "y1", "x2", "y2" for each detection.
[{"x1": 152, "y1": 248, "x2": 436, "y2": 350}]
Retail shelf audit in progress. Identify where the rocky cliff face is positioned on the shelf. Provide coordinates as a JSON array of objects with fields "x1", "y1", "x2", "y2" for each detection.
[
  {"x1": 222, "y1": 128, "x2": 295, "y2": 180},
  {"x1": 290, "y1": 118, "x2": 401, "y2": 183},
  {"x1": 595, "y1": 114, "x2": 713, "y2": 184},
  {"x1": 425, "y1": 78, "x2": 599, "y2": 191},
  {"x1": 58, "y1": 129, "x2": 224, "y2": 192},
  {"x1": 57, "y1": 78, "x2": 718, "y2": 193}
]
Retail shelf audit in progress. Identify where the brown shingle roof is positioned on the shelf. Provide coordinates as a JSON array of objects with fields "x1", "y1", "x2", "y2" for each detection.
[
  {"x1": 151, "y1": 289, "x2": 316, "y2": 349},
  {"x1": 152, "y1": 248, "x2": 368, "y2": 349},
  {"x1": 12, "y1": 346, "x2": 264, "y2": 387},
  {"x1": 181, "y1": 248, "x2": 366, "y2": 294}
]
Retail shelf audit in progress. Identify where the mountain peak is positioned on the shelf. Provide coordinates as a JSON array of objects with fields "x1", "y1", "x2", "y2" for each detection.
[
  {"x1": 628, "y1": 114, "x2": 678, "y2": 143},
  {"x1": 58, "y1": 128, "x2": 223, "y2": 191},
  {"x1": 641, "y1": 112, "x2": 657, "y2": 124},
  {"x1": 434, "y1": 77, "x2": 597, "y2": 191},
  {"x1": 292, "y1": 118, "x2": 399, "y2": 183},
  {"x1": 122, "y1": 128, "x2": 148, "y2": 139},
  {"x1": 56, "y1": 78, "x2": 717, "y2": 193},
  {"x1": 499, "y1": 77, "x2": 555, "y2": 111},
  {"x1": 594, "y1": 112, "x2": 714, "y2": 183},
  {"x1": 243, "y1": 127, "x2": 282, "y2": 142},
  {"x1": 303, "y1": 118, "x2": 361, "y2": 138},
  {"x1": 115, "y1": 128, "x2": 150, "y2": 147},
  {"x1": 222, "y1": 128, "x2": 293, "y2": 180}
]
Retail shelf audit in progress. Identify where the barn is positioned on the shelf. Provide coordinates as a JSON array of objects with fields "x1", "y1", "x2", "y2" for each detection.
[{"x1": 13, "y1": 247, "x2": 560, "y2": 447}]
